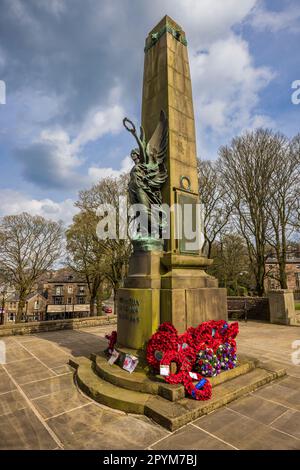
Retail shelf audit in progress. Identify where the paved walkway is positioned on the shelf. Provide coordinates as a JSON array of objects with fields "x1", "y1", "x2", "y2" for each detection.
[{"x1": 0, "y1": 321, "x2": 299, "y2": 450}]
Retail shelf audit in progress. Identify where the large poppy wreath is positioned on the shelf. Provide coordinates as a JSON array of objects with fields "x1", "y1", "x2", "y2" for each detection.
[{"x1": 146, "y1": 320, "x2": 239, "y2": 401}]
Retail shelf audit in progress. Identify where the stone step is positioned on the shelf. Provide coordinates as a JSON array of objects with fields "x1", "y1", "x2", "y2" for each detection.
[
  {"x1": 74, "y1": 357, "x2": 152, "y2": 414},
  {"x1": 71, "y1": 356, "x2": 286, "y2": 431},
  {"x1": 93, "y1": 352, "x2": 172, "y2": 395},
  {"x1": 92, "y1": 352, "x2": 257, "y2": 401},
  {"x1": 144, "y1": 367, "x2": 285, "y2": 431}
]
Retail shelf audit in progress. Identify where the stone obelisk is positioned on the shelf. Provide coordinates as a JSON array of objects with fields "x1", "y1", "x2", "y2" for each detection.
[
  {"x1": 142, "y1": 14, "x2": 198, "y2": 244},
  {"x1": 117, "y1": 16, "x2": 227, "y2": 353}
]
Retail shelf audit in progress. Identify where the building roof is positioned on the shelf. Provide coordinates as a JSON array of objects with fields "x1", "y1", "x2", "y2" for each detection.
[
  {"x1": 266, "y1": 258, "x2": 300, "y2": 265},
  {"x1": 45, "y1": 268, "x2": 86, "y2": 284},
  {"x1": 6, "y1": 292, "x2": 47, "y2": 302}
]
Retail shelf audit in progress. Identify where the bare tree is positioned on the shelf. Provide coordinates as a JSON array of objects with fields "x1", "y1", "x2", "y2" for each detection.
[
  {"x1": 265, "y1": 135, "x2": 300, "y2": 288},
  {"x1": 208, "y1": 233, "x2": 253, "y2": 295},
  {"x1": 219, "y1": 129, "x2": 282, "y2": 296},
  {"x1": 198, "y1": 159, "x2": 232, "y2": 258},
  {"x1": 0, "y1": 278, "x2": 12, "y2": 325},
  {"x1": 66, "y1": 211, "x2": 107, "y2": 316},
  {"x1": 75, "y1": 175, "x2": 132, "y2": 311},
  {"x1": 0, "y1": 213, "x2": 63, "y2": 321},
  {"x1": 290, "y1": 134, "x2": 300, "y2": 232}
]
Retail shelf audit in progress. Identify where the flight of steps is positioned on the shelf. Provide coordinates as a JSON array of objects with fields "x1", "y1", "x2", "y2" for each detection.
[{"x1": 69, "y1": 352, "x2": 286, "y2": 431}]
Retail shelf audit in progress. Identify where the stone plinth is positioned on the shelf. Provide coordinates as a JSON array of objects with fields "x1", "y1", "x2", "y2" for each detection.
[
  {"x1": 268, "y1": 289, "x2": 297, "y2": 325},
  {"x1": 116, "y1": 287, "x2": 160, "y2": 350},
  {"x1": 124, "y1": 251, "x2": 162, "y2": 289},
  {"x1": 161, "y1": 287, "x2": 227, "y2": 334},
  {"x1": 117, "y1": 251, "x2": 161, "y2": 350},
  {"x1": 160, "y1": 252, "x2": 227, "y2": 333},
  {"x1": 117, "y1": 251, "x2": 228, "y2": 345}
]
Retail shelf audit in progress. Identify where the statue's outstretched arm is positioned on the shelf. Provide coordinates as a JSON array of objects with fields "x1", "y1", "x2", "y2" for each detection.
[{"x1": 123, "y1": 118, "x2": 147, "y2": 163}]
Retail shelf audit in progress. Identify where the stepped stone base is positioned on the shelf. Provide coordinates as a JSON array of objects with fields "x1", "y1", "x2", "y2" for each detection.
[
  {"x1": 70, "y1": 352, "x2": 286, "y2": 431},
  {"x1": 117, "y1": 251, "x2": 228, "y2": 348}
]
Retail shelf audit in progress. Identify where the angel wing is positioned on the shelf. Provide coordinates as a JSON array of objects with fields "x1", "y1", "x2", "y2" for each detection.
[{"x1": 146, "y1": 110, "x2": 168, "y2": 165}]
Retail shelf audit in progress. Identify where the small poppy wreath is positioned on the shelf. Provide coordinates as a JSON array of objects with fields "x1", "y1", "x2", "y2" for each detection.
[
  {"x1": 183, "y1": 373, "x2": 212, "y2": 401},
  {"x1": 146, "y1": 329, "x2": 178, "y2": 372},
  {"x1": 160, "y1": 349, "x2": 192, "y2": 384}
]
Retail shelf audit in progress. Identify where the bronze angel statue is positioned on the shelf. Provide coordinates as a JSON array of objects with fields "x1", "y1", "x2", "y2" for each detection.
[{"x1": 123, "y1": 110, "x2": 168, "y2": 247}]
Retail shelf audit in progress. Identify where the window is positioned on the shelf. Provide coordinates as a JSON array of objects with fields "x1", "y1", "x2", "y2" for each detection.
[
  {"x1": 78, "y1": 286, "x2": 85, "y2": 295},
  {"x1": 34, "y1": 300, "x2": 39, "y2": 310},
  {"x1": 68, "y1": 285, "x2": 73, "y2": 294},
  {"x1": 67, "y1": 297, "x2": 72, "y2": 305},
  {"x1": 78, "y1": 297, "x2": 86, "y2": 304},
  {"x1": 53, "y1": 297, "x2": 63, "y2": 305},
  {"x1": 55, "y1": 285, "x2": 63, "y2": 296}
]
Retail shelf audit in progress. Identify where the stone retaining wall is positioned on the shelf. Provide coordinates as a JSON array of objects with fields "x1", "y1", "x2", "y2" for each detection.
[
  {"x1": 227, "y1": 297, "x2": 270, "y2": 322},
  {"x1": 0, "y1": 315, "x2": 117, "y2": 337}
]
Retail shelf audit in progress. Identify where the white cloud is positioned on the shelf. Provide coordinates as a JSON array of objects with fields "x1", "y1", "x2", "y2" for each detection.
[
  {"x1": 0, "y1": 189, "x2": 78, "y2": 225},
  {"x1": 39, "y1": 101, "x2": 125, "y2": 183},
  {"x1": 37, "y1": 127, "x2": 83, "y2": 182},
  {"x1": 34, "y1": 0, "x2": 66, "y2": 17},
  {"x1": 250, "y1": 3, "x2": 300, "y2": 33},
  {"x1": 160, "y1": 0, "x2": 257, "y2": 47},
  {"x1": 0, "y1": 87, "x2": 66, "y2": 141},
  {"x1": 3, "y1": 0, "x2": 279, "y2": 180},
  {"x1": 88, "y1": 155, "x2": 133, "y2": 182},
  {"x1": 5, "y1": 0, "x2": 41, "y2": 36},
  {"x1": 190, "y1": 34, "x2": 275, "y2": 138},
  {"x1": 73, "y1": 103, "x2": 124, "y2": 149},
  {"x1": 249, "y1": 113, "x2": 275, "y2": 129},
  {"x1": 142, "y1": 0, "x2": 275, "y2": 156},
  {"x1": 15, "y1": 96, "x2": 125, "y2": 189}
]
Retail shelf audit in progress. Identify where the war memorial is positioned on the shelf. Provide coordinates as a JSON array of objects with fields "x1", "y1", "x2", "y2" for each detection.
[{"x1": 71, "y1": 16, "x2": 285, "y2": 431}]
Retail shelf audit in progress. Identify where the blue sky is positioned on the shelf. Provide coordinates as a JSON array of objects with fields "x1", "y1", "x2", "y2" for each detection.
[{"x1": 0, "y1": 0, "x2": 299, "y2": 224}]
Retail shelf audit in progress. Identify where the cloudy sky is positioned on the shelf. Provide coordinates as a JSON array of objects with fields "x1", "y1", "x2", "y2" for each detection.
[{"x1": 0, "y1": 0, "x2": 299, "y2": 225}]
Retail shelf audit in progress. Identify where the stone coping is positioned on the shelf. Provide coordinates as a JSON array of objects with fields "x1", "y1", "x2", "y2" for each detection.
[
  {"x1": 161, "y1": 253, "x2": 213, "y2": 269},
  {"x1": 0, "y1": 315, "x2": 117, "y2": 337}
]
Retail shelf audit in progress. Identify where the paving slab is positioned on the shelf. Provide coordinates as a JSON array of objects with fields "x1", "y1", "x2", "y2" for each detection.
[
  {"x1": 0, "y1": 408, "x2": 58, "y2": 450},
  {"x1": 0, "y1": 390, "x2": 28, "y2": 417},
  {"x1": 227, "y1": 394, "x2": 288, "y2": 425},
  {"x1": 271, "y1": 409, "x2": 300, "y2": 439},
  {"x1": 47, "y1": 403, "x2": 168, "y2": 450},
  {"x1": 5, "y1": 358, "x2": 56, "y2": 384},
  {"x1": 253, "y1": 382, "x2": 300, "y2": 411},
  {"x1": 193, "y1": 407, "x2": 300, "y2": 450},
  {"x1": 0, "y1": 368, "x2": 16, "y2": 394},
  {"x1": 51, "y1": 364, "x2": 74, "y2": 375},
  {"x1": 32, "y1": 388, "x2": 90, "y2": 419},
  {"x1": 4, "y1": 344, "x2": 32, "y2": 363},
  {"x1": 151, "y1": 424, "x2": 235, "y2": 450},
  {"x1": 278, "y1": 375, "x2": 300, "y2": 391}
]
